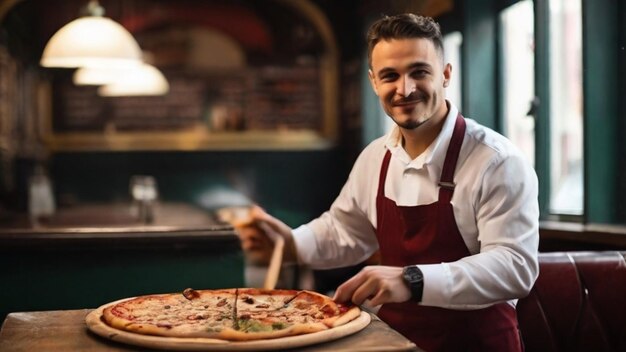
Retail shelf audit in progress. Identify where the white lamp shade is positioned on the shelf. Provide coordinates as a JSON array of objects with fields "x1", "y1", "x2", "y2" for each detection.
[
  {"x1": 73, "y1": 66, "x2": 128, "y2": 85},
  {"x1": 40, "y1": 17, "x2": 142, "y2": 69},
  {"x1": 98, "y1": 64, "x2": 169, "y2": 96}
]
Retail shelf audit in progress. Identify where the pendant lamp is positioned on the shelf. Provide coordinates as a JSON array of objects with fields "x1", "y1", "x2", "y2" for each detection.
[
  {"x1": 97, "y1": 63, "x2": 169, "y2": 96},
  {"x1": 40, "y1": 0, "x2": 142, "y2": 69},
  {"x1": 72, "y1": 65, "x2": 126, "y2": 85}
]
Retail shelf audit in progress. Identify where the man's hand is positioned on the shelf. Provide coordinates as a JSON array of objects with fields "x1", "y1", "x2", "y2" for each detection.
[
  {"x1": 333, "y1": 266, "x2": 411, "y2": 306},
  {"x1": 233, "y1": 205, "x2": 297, "y2": 265},
  {"x1": 236, "y1": 221, "x2": 274, "y2": 265}
]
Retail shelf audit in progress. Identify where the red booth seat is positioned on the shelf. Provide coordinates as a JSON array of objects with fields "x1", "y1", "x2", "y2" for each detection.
[{"x1": 517, "y1": 251, "x2": 626, "y2": 352}]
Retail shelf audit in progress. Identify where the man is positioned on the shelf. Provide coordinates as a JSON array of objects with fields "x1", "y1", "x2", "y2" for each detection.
[{"x1": 237, "y1": 13, "x2": 538, "y2": 351}]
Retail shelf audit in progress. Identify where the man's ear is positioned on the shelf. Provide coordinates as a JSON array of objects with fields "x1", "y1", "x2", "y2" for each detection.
[
  {"x1": 443, "y1": 63, "x2": 452, "y2": 88},
  {"x1": 368, "y1": 69, "x2": 379, "y2": 96}
]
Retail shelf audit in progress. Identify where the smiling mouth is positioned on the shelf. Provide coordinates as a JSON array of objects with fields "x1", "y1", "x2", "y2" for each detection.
[{"x1": 393, "y1": 100, "x2": 420, "y2": 107}]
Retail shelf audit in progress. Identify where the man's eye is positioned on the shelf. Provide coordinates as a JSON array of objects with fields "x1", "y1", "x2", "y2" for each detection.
[
  {"x1": 380, "y1": 74, "x2": 398, "y2": 82},
  {"x1": 412, "y1": 70, "x2": 428, "y2": 78}
]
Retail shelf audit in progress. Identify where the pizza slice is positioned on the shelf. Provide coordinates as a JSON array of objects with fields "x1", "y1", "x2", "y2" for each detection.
[
  {"x1": 214, "y1": 288, "x2": 312, "y2": 340},
  {"x1": 280, "y1": 290, "x2": 361, "y2": 328},
  {"x1": 102, "y1": 288, "x2": 237, "y2": 338},
  {"x1": 219, "y1": 288, "x2": 361, "y2": 341}
]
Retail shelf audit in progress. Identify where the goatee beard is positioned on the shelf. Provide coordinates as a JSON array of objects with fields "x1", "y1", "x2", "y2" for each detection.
[{"x1": 396, "y1": 117, "x2": 429, "y2": 130}]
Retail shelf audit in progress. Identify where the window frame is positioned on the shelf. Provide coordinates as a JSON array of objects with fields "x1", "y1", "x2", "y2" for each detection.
[
  {"x1": 532, "y1": 0, "x2": 619, "y2": 223},
  {"x1": 498, "y1": 0, "x2": 620, "y2": 223}
]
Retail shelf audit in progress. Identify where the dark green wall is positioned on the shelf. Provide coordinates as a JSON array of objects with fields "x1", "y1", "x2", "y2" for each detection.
[
  {"x1": 49, "y1": 150, "x2": 349, "y2": 227},
  {"x1": 461, "y1": 0, "x2": 498, "y2": 129},
  {"x1": 582, "y1": 0, "x2": 620, "y2": 223},
  {"x1": 0, "y1": 244, "x2": 244, "y2": 322}
]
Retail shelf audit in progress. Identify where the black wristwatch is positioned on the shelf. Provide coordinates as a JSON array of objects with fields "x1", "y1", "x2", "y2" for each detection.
[{"x1": 402, "y1": 265, "x2": 424, "y2": 302}]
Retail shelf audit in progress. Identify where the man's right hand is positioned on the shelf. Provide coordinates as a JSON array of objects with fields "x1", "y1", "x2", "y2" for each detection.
[{"x1": 233, "y1": 206, "x2": 297, "y2": 265}]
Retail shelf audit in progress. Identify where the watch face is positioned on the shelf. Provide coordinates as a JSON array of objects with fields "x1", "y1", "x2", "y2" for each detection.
[{"x1": 404, "y1": 266, "x2": 423, "y2": 283}]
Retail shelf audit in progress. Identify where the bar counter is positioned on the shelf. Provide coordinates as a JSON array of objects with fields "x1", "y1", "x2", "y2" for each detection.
[{"x1": 0, "y1": 202, "x2": 244, "y2": 322}]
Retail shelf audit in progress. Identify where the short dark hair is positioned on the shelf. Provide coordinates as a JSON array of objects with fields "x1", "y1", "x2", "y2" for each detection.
[{"x1": 366, "y1": 13, "x2": 444, "y2": 68}]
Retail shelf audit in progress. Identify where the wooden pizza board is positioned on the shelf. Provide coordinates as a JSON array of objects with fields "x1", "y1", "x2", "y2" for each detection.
[{"x1": 85, "y1": 298, "x2": 371, "y2": 351}]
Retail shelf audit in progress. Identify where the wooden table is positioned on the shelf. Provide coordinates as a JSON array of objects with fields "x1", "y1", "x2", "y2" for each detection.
[{"x1": 0, "y1": 309, "x2": 420, "y2": 351}]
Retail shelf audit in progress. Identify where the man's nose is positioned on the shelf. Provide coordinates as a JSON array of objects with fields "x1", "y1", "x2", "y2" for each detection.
[{"x1": 397, "y1": 76, "x2": 416, "y2": 97}]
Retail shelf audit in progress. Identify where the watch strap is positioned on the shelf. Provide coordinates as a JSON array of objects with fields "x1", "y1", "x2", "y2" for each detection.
[{"x1": 402, "y1": 265, "x2": 424, "y2": 302}]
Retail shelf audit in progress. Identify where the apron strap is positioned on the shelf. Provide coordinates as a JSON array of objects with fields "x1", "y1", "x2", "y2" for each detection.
[
  {"x1": 377, "y1": 150, "x2": 392, "y2": 198},
  {"x1": 438, "y1": 114, "x2": 466, "y2": 203}
]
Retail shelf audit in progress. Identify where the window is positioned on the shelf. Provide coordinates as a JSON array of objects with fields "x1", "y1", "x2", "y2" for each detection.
[
  {"x1": 548, "y1": 0, "x2": 583, "y2": 215},
  {"x1": 500, "y1": 0, "x2": 584, "y2": 218},
  {"x1": 500, "y1": 0, "x2": 535, "y2": 166}
]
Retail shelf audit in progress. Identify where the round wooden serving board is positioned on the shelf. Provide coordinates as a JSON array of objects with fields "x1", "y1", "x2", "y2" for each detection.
[{"x1": 85, "y1": 298, "x2": 371, "y2": 351}]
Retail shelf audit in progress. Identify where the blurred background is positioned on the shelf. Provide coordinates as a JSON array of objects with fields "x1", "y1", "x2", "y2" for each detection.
[{"x1": 0, "y1": 0, "x2": 624, "y2": 319}]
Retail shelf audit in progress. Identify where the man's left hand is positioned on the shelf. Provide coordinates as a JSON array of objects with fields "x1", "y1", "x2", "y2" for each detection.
[{"x1": 333, "y1": 266, "x2": 411, "y2": 306}]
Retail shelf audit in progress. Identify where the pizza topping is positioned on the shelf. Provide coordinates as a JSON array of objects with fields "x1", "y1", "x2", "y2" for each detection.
[
  {"x1": 255, "y1": 304, "x2": 270, "y2": 309},
  {"x1": 216, "y1": 298, "x2": 228, "y2": 307},
  {"x1": 182, "y1": 288, "x2": 200, "y2": 301},
  {"x1": 234, "y1": 317, "x2": 291, "y2": 333},
  {"x1": 281, "y1": 291, "x2": 303, "y2": 307},
  {"x1": 272, "y1": 322, "x2": 289, "y2": 330},
  {"x1": 238, "y1": 318, "x2": 271, "y2": 332},
  {"x1": 294, "y1": 301, "x2": 312, "y2": 310},
  {"x1": 338, "y1": 304, "x2": 352, "y2": 313},
  {"x1": 242, "y1": 296, "x2": 255, "y2": 304},
  {"x1": 187, "y1": 314, "x2": 207, "y2": 320}
]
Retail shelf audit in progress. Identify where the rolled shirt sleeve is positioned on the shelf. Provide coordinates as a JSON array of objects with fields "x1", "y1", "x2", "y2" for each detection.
[{"x1": 420, "y1": 151, "x2": 539, "y2": 309}]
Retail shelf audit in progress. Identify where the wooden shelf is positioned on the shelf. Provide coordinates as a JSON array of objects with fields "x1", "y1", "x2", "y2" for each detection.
[{"x1": 43, "y1": 129, "x2": 335, "y2": 152}]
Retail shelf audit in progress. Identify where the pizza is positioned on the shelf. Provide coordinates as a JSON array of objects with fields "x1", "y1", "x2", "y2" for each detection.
[{"x1": 100, "y1": 288, "x2": 361, "y2": 341}]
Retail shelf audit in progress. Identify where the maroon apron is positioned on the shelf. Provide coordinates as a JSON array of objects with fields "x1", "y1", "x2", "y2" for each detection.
[{"x1": 376, "y1": 114, "x2": 522, "y2": 352}]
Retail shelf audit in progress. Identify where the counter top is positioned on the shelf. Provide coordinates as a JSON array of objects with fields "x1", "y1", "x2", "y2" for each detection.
[{"x1": 0, "y1": 202, "x2": 238, "y2": 250}]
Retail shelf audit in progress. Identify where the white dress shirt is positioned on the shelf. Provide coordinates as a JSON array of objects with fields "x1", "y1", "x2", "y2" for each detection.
[{"x1": 292, "y1": 102, "x2": 539, "y2": 309}]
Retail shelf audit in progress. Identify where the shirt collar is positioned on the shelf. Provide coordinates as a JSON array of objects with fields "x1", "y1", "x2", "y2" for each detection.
[{"x1": 383, "y1": 101, "x2": 459, "y2": 170}]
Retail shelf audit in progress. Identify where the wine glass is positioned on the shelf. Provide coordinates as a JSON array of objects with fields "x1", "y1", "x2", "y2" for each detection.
[{"x1": 129, "y1": 175, "x2": 158, "y2": 223}]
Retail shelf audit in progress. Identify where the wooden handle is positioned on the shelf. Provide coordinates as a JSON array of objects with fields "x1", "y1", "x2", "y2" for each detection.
[{"x1": 259, "y1": 222, "x2": 284, "y2": 290}]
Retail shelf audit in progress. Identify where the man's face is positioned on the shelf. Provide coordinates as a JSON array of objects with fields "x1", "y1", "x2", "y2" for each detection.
[{"x1": 368, "y1": 38, "x2": 451, "y2": 130}]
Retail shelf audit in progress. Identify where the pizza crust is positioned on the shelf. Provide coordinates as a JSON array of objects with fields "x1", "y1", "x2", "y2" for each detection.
[{"x1": 326, "y1": 306, "x2": 362, "y2": 328}]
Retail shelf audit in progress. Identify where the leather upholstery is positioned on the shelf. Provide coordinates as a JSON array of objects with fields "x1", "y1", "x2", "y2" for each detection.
[{"x1": 517, "y1": 251, "x2": 626, "y2": 352}]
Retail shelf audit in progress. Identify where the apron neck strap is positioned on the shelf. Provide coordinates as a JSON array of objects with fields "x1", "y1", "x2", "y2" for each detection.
[
  {"x1": 378, "y1": 150, "x2": 392, "y2": 198},
  {"x1": 438, "y1": 113, "x2": 466, "y2": 203}
]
